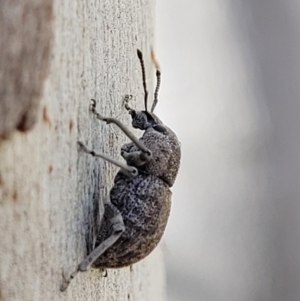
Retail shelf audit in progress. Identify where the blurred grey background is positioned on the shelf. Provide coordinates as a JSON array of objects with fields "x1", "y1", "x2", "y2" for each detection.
[{"x1": 156, "y1": 1, "x2": 300, "y2": 300}]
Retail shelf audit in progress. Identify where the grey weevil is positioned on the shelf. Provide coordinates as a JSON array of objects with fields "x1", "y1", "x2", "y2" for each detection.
[{"x1": 60, "y1": 49, "x2": 181, "y2": 291}]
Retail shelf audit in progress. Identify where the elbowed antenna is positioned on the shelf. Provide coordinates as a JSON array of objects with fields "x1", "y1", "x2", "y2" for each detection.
[
  {"x1": 137, "y1": 49, "x2": 148, "y2": 112},
  {"x1": 151, "y1": 70, "x2": 161, "y2": 113}
]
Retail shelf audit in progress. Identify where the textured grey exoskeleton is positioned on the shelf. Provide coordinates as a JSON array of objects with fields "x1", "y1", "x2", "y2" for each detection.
[{"x1": 60, "y1": 50, "x2": 181, "y2": 291}]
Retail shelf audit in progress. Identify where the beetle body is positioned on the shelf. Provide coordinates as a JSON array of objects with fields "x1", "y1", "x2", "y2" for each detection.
[{"x1": 60, "y1": 49, "x2": 181, "y2": 291}]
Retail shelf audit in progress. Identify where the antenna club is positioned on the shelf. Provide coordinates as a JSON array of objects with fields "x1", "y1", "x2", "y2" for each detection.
[
  {"x1": 156, "y1": 70, "x2": 161, "y2": 76},
  {"x1": 137, "y1": 49, "x2": 143, "y2": 59}
]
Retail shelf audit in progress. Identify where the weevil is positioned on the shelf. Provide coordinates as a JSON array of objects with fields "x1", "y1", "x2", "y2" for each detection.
[{"x1": 60, "y1": 49, "x2": 181, "y2": 291}]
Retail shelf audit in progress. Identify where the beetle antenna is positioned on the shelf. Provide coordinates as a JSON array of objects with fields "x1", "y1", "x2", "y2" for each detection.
[
  {"x1": 151, "y1": 70, "x2": 161, "y2": 113},
  {"x1": 137, "y1": 49, "x2": 148, "y2": 112}
]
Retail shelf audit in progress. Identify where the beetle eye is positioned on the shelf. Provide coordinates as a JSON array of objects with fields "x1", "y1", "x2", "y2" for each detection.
[
  {"x1": 144, "y1": 111, "x2": 155, "y2": 123},
  {"x1": 130, "y1": 110, "x2": 136, "y2": 117}
]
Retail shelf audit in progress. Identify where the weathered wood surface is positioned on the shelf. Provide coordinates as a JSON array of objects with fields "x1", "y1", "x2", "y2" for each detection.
[{"x1": 0, "y1": 0, "x2": 167, "y2": 300}]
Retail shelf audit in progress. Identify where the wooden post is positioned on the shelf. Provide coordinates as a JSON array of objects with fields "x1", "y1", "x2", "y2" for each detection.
[{"x1": 0, "y1": 0, "x2": 167, "y2": 300}]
